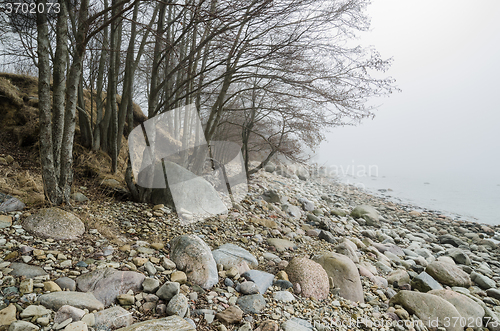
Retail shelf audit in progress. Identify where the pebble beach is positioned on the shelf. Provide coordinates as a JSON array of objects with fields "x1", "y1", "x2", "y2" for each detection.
[{"x1": 0, "y1": 161, "x2": 500, "y2": 331}]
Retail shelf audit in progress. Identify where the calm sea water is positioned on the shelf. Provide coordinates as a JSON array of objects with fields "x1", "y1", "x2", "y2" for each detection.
[{"x1": 337, "y1": 172, "x2": 500, "y2": 226}]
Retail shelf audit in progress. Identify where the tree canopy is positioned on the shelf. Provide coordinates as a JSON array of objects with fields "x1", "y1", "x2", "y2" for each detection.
[{"x1": 0, "y1": 0, "x2": 398, "y2": 205}]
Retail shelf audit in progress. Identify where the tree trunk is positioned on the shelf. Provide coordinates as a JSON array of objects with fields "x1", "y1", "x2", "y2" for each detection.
[
  {"x1": 204, "y1": 21, "x2": 247, "y2": 143},
  {"x1": 100, "y1": 0, "x2": 112, "y2": 153},
  {"x1": 58, "y1": 0, "x2": 89, "y2": 204},
  {"x1": 106, "y1": 0, "x2": 122, "y2": 173},
  {"x1": 117, "y1": 1, "x2": 139, "y2": 151},
  {"x1": 52, "y1": 0, "x2": 68, "y2": 183},
  {"x1": 162, "y1": 3, "x2": 174, "y2": 113},
  {"x1": 78, "y1": 76, "x2": 93, "y2": 148},
  {"x1": 92, "y1": 8, "x2": 108, "y2": 151},
  {"x1": 37, "y1": 2, "x2": 61, "y2": 205},
  {"x1": 148, "y1": 1, "x2": 167, "y2": 118}
]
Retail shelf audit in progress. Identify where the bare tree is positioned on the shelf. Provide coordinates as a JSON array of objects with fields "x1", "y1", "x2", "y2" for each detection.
[
  {"x1": 36, "y1": 0, "x2": 90, "y2": 204},
  {"x1": 7, "y1": 0, "x2": 398, "y2": 206},
  {"x1": 34, "y1": 0, "x2": 137, "y2": 204},
  {"x1": 206, "y1": 0, "x2": 397, "y2": 174}
]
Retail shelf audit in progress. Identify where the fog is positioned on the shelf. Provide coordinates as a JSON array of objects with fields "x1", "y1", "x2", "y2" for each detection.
[{"x1": 315, "y1": 0, "x2": 500, "y2": 184}]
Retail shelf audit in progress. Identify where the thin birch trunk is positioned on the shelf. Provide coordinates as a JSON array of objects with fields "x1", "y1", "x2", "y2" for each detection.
[
  {"x1": 107, "y1": 0, "x2": 122, "y2": 173},
  {"x1": 37, "y1": 2, "x2": 61, "y2": 204},
  {"x1": 78, "y1": 77, "x2": 93, "y2": 148},
  {"x1": 59, "y1": 0, "x2": 89, "y2": 204},
  {"x1": 148, "y1": 1, "x2": 167, "y2": 118},
  {"x1": 117, "y1": 1, "x2": 139, "y2": 151},
  {"x1": 93, "y1": 0, "x2": 109, "y2": 151},
  {"x1": 52, "y1": 0, "x2": 68, "y2": 183}
]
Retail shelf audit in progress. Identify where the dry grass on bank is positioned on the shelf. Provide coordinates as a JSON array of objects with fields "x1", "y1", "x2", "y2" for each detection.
[{"x1": 0, "y1": 72, "x2": 146, "y2": 212}]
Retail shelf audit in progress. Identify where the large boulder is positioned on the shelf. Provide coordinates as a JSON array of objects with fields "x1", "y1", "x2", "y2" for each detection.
[
  {"x1": 76, "y1": 268, "x2": 145, "y2": 307},
  {"x1": 170, "y1": 235, "x2": 218, "y2": 289},
  {"x1": 390, "y1": 290, "x2": 463, "y2": 331},
  {"x1": 350, "y1": 205, "x2": 383, "y2": 227},
  {"x1": 425, "y1": 261, "x2": 472, "y2": 287},
  {"x1": 428, "y1": 289, "x2": 484, "y2": 330},
  {"x1": 212, "y1": 243, "x2": 258, "y2": 273},
  {"x1": 114, "y1": 316, "x2": 195, "y2": 331},
  {"x1": 312, "y1": 252, "x2": 364, "y2": 303},
  {"x1": 285, "y1": 257, "x2": 329, "y2": 300},
  {"x1": 22, "y1": 208, "x2": 84, "y2": 240}
]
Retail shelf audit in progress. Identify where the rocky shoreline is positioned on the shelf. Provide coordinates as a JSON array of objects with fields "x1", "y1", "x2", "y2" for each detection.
[{"x1": 0, "y1": 162, "x2": 500, "y2": 331}]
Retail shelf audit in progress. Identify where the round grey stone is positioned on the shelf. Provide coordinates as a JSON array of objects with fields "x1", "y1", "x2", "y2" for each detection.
[
  {"x1": 142, "y1": 278, "x2": 160, "y2": 293},
  {"x1": 156, "y1": 282, "x2": 180, "y2": 301},
  {"x1": 166, "y1": 293, "x2": 189, "y2": 318},
  {"x1": 55, "y1": 277, "x2": 76, "y2": 291},
  {"x1": 236, "y1": 294, "x2": 266, "y2": 314}
]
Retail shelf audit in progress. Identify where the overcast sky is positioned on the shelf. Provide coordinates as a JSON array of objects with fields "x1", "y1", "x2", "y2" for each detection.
[{"x1": 315, "y1": 0, "x2": 500, "y2": 183}]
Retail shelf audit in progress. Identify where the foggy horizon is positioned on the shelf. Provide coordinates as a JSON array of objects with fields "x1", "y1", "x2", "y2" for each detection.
[{"x1": 315, "y1": 0, "x2": 500, "y2": 184}]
